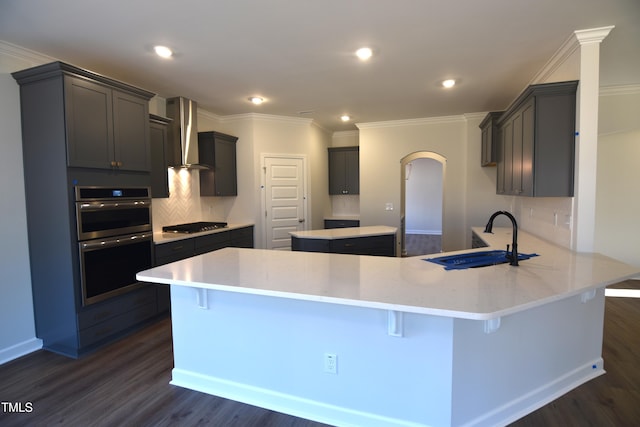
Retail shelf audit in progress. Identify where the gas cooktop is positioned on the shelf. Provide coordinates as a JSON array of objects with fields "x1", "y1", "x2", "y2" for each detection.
[{"x1": 162, "y1": 221, "x2": 228, "y2": 234}]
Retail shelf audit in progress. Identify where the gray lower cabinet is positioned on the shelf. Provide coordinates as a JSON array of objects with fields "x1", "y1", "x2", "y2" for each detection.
[
  {"x1": 150, "y1": 114, "x2": 172, "y2": 198},
  {"x1": 471, "y1": 231, "x2": 489, "y2": 249},
  {"x1": 324, "y1": 219, "x2": 360, "y2": 229},
  {"x1": 291, "y1": 234, "x2": 396, "y2": 257},
  {"x1": 155, "y1": 226, "x2": 255, "y2": 266},
  {"x1": 329, "y1": 146, "x2": 359, "y2": 195},
  {"x1": 154, "y1": 226, "x2": 254, "y2": 314},
  {"x1": 77, "y1": 286, "x2": 158, "y2": 348},
  {"x1": 496, "y1": 80, "x2": 577, "y2": 197}
]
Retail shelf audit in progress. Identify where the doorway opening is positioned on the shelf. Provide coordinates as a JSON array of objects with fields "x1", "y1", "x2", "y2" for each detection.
[{"x1": 400, "y1": 152, "x2": 446, "y2": 257}]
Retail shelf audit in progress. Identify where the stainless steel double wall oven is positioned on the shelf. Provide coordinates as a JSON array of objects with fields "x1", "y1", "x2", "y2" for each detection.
[{"x1": 75, "y1": 186, "x2": 153, "y2": 305}]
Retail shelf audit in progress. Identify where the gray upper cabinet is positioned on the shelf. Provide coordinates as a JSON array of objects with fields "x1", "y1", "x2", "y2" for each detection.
[
  {"x1": 496, "y1": 80, "x2": 578, "y2": 197},
  {"x1": 198, "y1": 131, "x2": 238, "y2": 197},
  {"x1": 479, "y1": 112, "x2": 502, "y2": 167},
  {"x1": 149, "y1": 114, "x2": 172, "y2": 198},
  {"x1": 13, "y1": 61, "x2": 154, "y2": 172},
  {"x1": 329, "y1": 146, "x2": 359, "y2": 195}
]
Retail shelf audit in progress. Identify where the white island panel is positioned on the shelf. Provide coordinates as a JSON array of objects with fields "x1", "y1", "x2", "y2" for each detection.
[{"x1": 170, "y1": 286, "x2": 455, "y2": 427}]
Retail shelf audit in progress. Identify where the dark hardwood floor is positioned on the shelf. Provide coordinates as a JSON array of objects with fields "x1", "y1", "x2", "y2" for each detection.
[{"x1": 1, "y1": 280, "x2": 638, "y2": 427}]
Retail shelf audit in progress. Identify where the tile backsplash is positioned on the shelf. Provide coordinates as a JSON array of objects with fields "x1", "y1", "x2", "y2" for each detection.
[
  {"x1": 515, "y1": 197, "x2": 573, "y2": 249},
  {"x1": 151, "y1": 168, "x2": 227, "y2": 233},
  {"x1": 331, "y1": 195, "x2": 360, "y2": 217}
]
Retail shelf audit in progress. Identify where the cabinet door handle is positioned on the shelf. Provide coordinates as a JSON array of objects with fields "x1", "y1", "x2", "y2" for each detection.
[
  {"x1": 117, "y1": 161, "x2": 123, "y2": 167},
  {"x1": 110, "y1": 161, "x2": 117, "y2": 167},
  {"x1": 172, "y1": 245, "x2": 184, "y2": 251}
]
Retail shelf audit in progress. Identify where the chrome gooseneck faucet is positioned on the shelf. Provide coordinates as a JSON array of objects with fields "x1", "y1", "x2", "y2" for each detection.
[{"x1": 484, "y1": 211, "x2": 519, "y2": 266}]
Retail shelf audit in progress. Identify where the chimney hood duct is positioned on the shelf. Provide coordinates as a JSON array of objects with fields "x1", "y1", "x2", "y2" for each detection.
[{"x1": 166, "y1": 96, "x2": 207, "y2": 168}]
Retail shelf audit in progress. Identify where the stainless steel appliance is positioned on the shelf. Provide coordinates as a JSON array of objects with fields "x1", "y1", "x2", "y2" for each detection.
[
  {"x1": 162, "y1": 221, "x2": 227, "y2": 234},
  {"x1": 75, "y1": 187, "x2": 153, "y2": 306}
]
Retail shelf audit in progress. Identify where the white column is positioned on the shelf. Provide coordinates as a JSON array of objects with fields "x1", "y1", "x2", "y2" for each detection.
[{"x1": 572, "y1": 26, "x2": 614, "y2": 252}]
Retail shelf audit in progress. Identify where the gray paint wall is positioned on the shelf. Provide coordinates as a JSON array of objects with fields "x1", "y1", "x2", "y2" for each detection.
[{"x1": 0, "y1": 62, "x2": 43, "y2": 363}]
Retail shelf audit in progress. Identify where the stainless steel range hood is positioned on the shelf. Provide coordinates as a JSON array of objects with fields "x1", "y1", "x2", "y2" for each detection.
[{"x1": 166, "y1": 96, "x2": 207, "y2": 168}]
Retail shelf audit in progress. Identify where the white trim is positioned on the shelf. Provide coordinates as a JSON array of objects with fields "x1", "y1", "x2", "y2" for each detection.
[
  {"x1": 0, "y1": 40, "x2": 55, "y2": 70},
  {"x1": 356, "y1": 115, "x2": 466, "y2": 130},
  {"x1": 0, "y1": 338, "x2": 43, "y2": 366},
  {"x1": 222, "y1": 112, "x2": 312, "y2": 127},
  {"x1": 171, "y1": 369, "x2": 427, "y2": 427},
  {"x1": 528, "y1": 32, "x2": 580, "y2": 86},
  {"x1": 332, "y1": 130, "x2": 359, "y2": 138},
  {"x1": 600, "y1": 84, "x2": 640, "y2": 97},
  {"x1": 574, "y1": 26, "x2": 615, "y2": 45},
  {"x1": 405, "y1": 229, "x2": 442, "y2": 236},
  {"x1": 605, "y1": 288, "x2": 640, "y2": 298}
]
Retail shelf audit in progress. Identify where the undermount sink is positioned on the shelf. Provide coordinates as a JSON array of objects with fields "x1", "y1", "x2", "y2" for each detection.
[{"x1": 424, "y1": 250, "x2": 538, "y2": 270}]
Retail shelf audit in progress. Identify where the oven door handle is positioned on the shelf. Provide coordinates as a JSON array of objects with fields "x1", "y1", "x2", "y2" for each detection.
[
  {"x1": 80, "y1": 233, "x2": 152, "y2": 250},
  {"x1": 78, "y1": 200, "x2": 149, "y2": 211}
]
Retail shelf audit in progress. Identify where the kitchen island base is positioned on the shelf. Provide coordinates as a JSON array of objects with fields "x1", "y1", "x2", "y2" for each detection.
[{"x1": 168, "y1": 283, "x2": 606, "y2": 427}]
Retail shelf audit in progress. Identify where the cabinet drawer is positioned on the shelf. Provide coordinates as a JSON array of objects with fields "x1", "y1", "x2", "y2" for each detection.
[
  {"x1": 78, "y1": 302, "x2": 157, "y2": 348},
  {"x1": 155, "y1": 239, "x2": 195, "y2": 265},
  {"x1": 77, "y1": 286, "x2": 156, "y2": 329},
  {"x1": 324, "y1": 219, "x2": 360, "y2": 229},
  {"x1": 330, "y1": 235, "x2": 396, "y2": 257},
  {"x1": 194, "y1": 232, "x2": 231, "y2": 255},
  {"x1": 229, "y1": 226, "x2": 254, "y2": 248},
  {"x1": 291, "y1": 237, "x2": 330, "y2": 253}
]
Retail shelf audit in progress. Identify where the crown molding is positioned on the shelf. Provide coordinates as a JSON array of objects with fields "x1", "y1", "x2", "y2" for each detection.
[
  {"x1": 528, "y1": 26, "x2": 615, "y2": 86},
  {"x1": 220, "y1": 112, "x2": 313, "y2": 127},
  {"x1": 528, "y1": 32, "x2": 580, "y2": 86},
  {"x1": 575, "y1": 26, "x2": 615, "y2": 45},
  {"x1": 356, "y1": 115, "x2": 466, "y2": 130},
  {"x1": 600, "y1": 84, "x2": 640, "y2": 97},
  {"x1": 0, "y1": 40, "x2": 55, "y2": 71},
  {"x1": 333, "y1": 130, "x2": 359, "y2": 138}
]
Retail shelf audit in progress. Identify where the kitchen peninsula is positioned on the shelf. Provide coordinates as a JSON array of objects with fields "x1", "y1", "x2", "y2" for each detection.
[{"x1": 136, "y1": 228, "x2": 639, "y2": 427}]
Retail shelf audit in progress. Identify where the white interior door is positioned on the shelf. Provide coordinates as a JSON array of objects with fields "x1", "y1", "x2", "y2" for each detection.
[{"x1": 263, "y1": 156, "x2": 306, "y2": 250}]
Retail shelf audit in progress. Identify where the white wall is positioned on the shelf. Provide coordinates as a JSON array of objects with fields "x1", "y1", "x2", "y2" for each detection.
[
  {"x1": 405, "y1": 158, "x2": 443, "y2": 234},
  {"x1": 358, "y1": 116, "x2": 503, "y2": 252},
  {"x1": 0, "y1": 49, "x2": 47, "y2": 363},
  {"x1": 595, "y1": 88, "x2": 640, "y2": 267}
]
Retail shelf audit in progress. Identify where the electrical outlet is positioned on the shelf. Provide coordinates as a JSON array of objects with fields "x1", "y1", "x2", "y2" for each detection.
[
  {"x1": 324, "y1": 353, "x2": 337, "y2": 374},
  {"x1": 385, "y1": 203, "x2": 394, "y2": 211}
]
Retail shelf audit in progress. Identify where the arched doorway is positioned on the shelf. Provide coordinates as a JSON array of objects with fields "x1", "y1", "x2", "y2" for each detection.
[{"x1": 400, "y1": 152, "x2": 446, "y2": 257}]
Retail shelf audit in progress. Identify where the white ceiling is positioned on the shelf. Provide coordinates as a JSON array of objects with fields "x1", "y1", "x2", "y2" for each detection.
[{"x1": 1, "y1": 0, "x2": 638, "y2": 131}]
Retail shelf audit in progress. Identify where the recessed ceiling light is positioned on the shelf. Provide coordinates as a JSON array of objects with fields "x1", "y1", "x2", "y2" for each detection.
[
  {"x1": 154, "y1": 45, "x2": 173, "y2": 58},
  {"x1": 355, "y1": 47, "x2": 373, "y2": 61},
  {"x1": 249, "y1": 96, "x2": 264, "y2": 105},
  {"x1": 340, "y1": 114, "x2": 351, "y2": 122},
  {"x1": 442, "y1": 79, "x2": 456, "y2": 88}
]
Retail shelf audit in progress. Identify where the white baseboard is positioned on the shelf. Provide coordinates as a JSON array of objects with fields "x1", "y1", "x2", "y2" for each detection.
[
  {"x1": 171, "y1": 369, "x2": 425, "y2": 427},
  {"x1": 405, "y1": 229, "x2": 441, "y2": 236},
  {"x1": 462, "y1": 358, "x2": 604, "y2": 427},
  {"x1": 0, "y1": 337, "x2": 43, "y2": 365}
]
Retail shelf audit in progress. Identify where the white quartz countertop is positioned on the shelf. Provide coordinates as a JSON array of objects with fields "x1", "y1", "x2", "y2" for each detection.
[
  {"x1": 153, "y1": 223, "x2": 253, "y2": 245},
  {"x1": 289, "y1": 225, "x2": 397, "y2": 239},
  {"x1": 137, "y1": 227, "x2": 640, "y2": 320}
]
